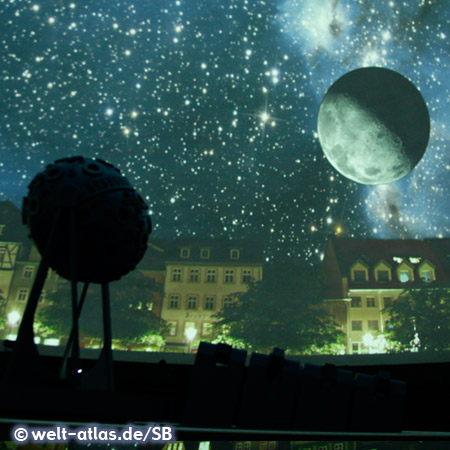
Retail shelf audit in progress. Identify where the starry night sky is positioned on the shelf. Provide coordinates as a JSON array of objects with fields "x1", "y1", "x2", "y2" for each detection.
[{"x1": 1, "y1": 0, "x2": 449, "y2": 264}]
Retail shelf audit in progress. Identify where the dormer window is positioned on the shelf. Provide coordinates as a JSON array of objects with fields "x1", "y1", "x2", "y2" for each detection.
[
  {"x1": 421, "y1": 270, "x2": 432, "y2": 282},
  {"x1": 353, "y1": 270, "x2": 367, "y2": 282},
  {"x1": 399, "y1": 270, "x2": 411, "y2": 283},
  {"x1": 200, "y1": 248, "x2": 210, "y2": 259},
  {"x1": 397, "y1": 261, "x2": 414, "y2": 283},
  {"x1": 230, "y1": 249, "x2": 240, "y2": 260},
  {"x1": 180, "y1": 248, "x2": 190, "y2": 258},
  {"x1": 377, "y1": 270, "x2": 389, "y2": 282},
  {"x1": 418, "y1": 261, "x2": 435, "y2": 283},
  {"x1": 351, "y1": 260, "x2": 369, "y2": 282}
]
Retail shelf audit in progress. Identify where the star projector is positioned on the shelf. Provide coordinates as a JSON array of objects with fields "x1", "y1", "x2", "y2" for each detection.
[{"x1": 22, "y1": 156, "x2": 151, "y2": 283}]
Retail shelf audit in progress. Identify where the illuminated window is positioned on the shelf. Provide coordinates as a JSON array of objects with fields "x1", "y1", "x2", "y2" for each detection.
[
  {"x1": 17, "y1": 288, "x2": 29, "y2": 302},
  {"x1": 353, "y1": 270, "x2": 367, "y2": 281},
  {"x1": 377, "y1": 270, "x2": 389, "y2": 281},
  {"x1": 202, "y1": 322, "x2": 213, "y2": 337},
  {"x1": 172, "y1": 268, "x2": 182, "y2": 282},
  {"x1": 351, "y1": 320, "x2": 362, "y2": 331},
  {"x1": 167, "y1": 321, "x2": 177, "y2": 336},
  {"x1": 204, "y1": 296, "x2": 215, "y2": 310},
  {"x1": 366, "y1": 297, "x2": 376, "y2": 307},
  {"x1": 421, "y1": 270, "x2": 433, "y2": 282},
  {"x1": 169, "y1": 295, "x2": 179, "y2": 309},
  {"x1": 206, "y1": 269, "x2": 216, "y2": 283},
  {"x1": 351, "y1": 297, "x2": 361, "y2": 308},
  {"x1": 187, "y1": 295, "x2": 197, "y2": 309},
  {"x1": 399, "y1": 270, "x2": 411, "y2": 282},
  {"x1": 368, "y1": 320, "x2": 379, "y2": 331},
  {"x1": 242, "y1": 269, "x2": 252, "y2": 283},
  {"x1": 180, "y1": 248, "x2": 190, "y2": 258},
  {"x1": 200, "y1": 248, "x2": 210, "y2": 259},
  {"x1": 230, "y1": 249, "x2": 240, "y2": 260},
  {"x1": 224, "y1": 269, "x2": 235, "y2": 283},
  {"x1": 23, "y1": 266, "x2": 34, "y2": 279},
  {"x1": 189, "y1": 269, "x2": 199, "y2": 282}
]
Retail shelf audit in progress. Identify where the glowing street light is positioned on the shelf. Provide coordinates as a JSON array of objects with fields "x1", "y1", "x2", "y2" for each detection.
[
  {"x1": 7, "y1": 311, "x2": 21, "y2": 340},
  {"x1": 185, "y1": 326, "x2": 197, "y2": 354}
]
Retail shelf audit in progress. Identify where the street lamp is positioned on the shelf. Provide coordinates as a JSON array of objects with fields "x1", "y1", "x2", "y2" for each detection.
[
  {"x1": 185, "y1": 326, "x2": 197, "y2": 354},
  {"x1": 7, "y1": 311, "x2": 21, "y2": 339}
]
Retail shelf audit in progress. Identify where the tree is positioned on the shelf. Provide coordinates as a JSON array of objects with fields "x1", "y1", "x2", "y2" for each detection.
[
  {"x1": 212, "y1": 262, "x2": 345, "y2": 355},
  {"x1": 383, "y1": 286, "x2": 450, "y2": 352},
  {"x1": 36, "y1": 270, "x2": 169, "y2": 349},
  {"x1": 0, "y1": 289, "x2": 6, "y2": 332}
]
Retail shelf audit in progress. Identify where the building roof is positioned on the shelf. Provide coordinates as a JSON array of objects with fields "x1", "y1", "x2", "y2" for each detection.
[
  {"x1": 139, "y1": 237, "x2": 265, "y2": 269},
  {"x1": 323, "y1": 236, "x2": 450, "y2": 295}
]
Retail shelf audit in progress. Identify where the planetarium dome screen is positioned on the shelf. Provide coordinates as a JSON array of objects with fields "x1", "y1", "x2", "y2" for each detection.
[{"x1": 1, "y1": 0, "x2": 449, "y2": 360}]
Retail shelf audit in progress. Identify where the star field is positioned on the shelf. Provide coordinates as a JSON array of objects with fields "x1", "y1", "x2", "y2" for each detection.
[{"x1": 1, "y1": 0, "x2": 449, "y2": 263}]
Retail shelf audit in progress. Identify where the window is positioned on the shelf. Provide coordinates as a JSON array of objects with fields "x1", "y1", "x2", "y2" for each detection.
[
  {"x1": 172, "y1": 268, "x2": 182, "y2": 282},
  {"x1": 384, "y1": 297, "x2": 393, "y2": 308},
  {"x1": 189, "y1": 269, "x2": 199, "y2": 282},
  {"x1": 17, "y1": 288, "x2": 29, "y2": 302},
  {"x1": 200, "y1": 248, "x2": 210, "y2": 259},
  {"x1": 167, "y1": 321, "x2": 177, "y2": 336},
  {"x1": 351, "y1": 297, "x2": 361, "y2": 308},
  {"x1": 351, "y1": 320, "x2": 362, "y2": 331},
  {"x1": 352, "y1": 343, "x2": 360, "y2": 354},
  {"x1": 268, "y1": 443, "x2": 276, "y2": 450},
  {"x1": 244, "y1": 443, "x2": 251, "y2": 450},
  {"x1": 223, "y1": 296, "x2": 233, "y2": 309},
  {"x1": 368, "y1": 320, "x2": 379, "y2": 331},
  {"x1": 334, "y1": 444, "x2": 344, "y2": 450},
  {"x1": 377, "y1": 269, "x2": 389, "y2": 281},
  {"x1": 230, "y1": 249, "x2": 240, "y2": 260},
  {"x1": 204, "y1": 296, "x2": 215, "y2": 310},
  {"x1": 180, "y1": 248, "x2": 190, "y2": 258},
  {"x1": 187, "y1": 295, "x2": 197, "y2": 310},
  {"x1": 224, "y1": 269, "x2": 235, "y2": 283},
  {"x1": 23, "y1": 266, "x2": 34, "y2": 279},
  {"x1": 260, "y1": 443, "x2": 267, "y2": 450},
  {"x1": 318, "y1": 447, "x2": 328, "y2": 450},
  {"x1": 366, "y1": 297, "x2": 376, "y2": 307},
  {"x1": 421, "y1": 270, "x2": 433, "y2": 282},
  {"x1": 399, "y1": 270, "x2": 411, "y2": 282},
  {"x1": 206, "y1": 269, "x2": 216, "y2": 283},
  {"x1": 169, "y1": 295, "x2": 179, "y2": 309},
  {"x1": 202, "y1": 322, "x2": 213, "y2": 337},
  {"x1": 242, "y1": 269, "x2": 252, "y2": 283},
  {"x1": 353, "y1": 270, "x2": 366, "y2": 281},
  {"x1": 236, "y1": 445, "x2": 243, "y2": 450}
]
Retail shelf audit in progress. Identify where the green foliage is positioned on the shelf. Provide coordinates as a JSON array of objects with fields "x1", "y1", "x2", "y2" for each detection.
[
  {"x1": 36, "y1": 270, "x2": 169, "y2": 346},
  {"x1": 383, "y1": 287, "x2": 450, "y2": 352},
  {"x1": 213, "y1": 262, "x2": 344, "y2": 355}
]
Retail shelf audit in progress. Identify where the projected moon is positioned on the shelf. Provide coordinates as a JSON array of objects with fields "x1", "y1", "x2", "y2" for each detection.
[{"x1": 317, "y1": 67, "x2": 430, "y2": 185}]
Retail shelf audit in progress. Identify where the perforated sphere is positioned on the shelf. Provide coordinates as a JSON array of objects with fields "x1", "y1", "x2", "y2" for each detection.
[{"x1": 22, "y1": 156, "x2": 152, "y2": 283}]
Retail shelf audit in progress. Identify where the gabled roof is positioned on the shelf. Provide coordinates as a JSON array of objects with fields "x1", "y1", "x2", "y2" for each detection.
[
  {"x1": 325, "y1": 236, "x2": 450, "y2": 290},
  {"x1": 140, "y1": 237, "x2": 265, "y2": 269}
]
